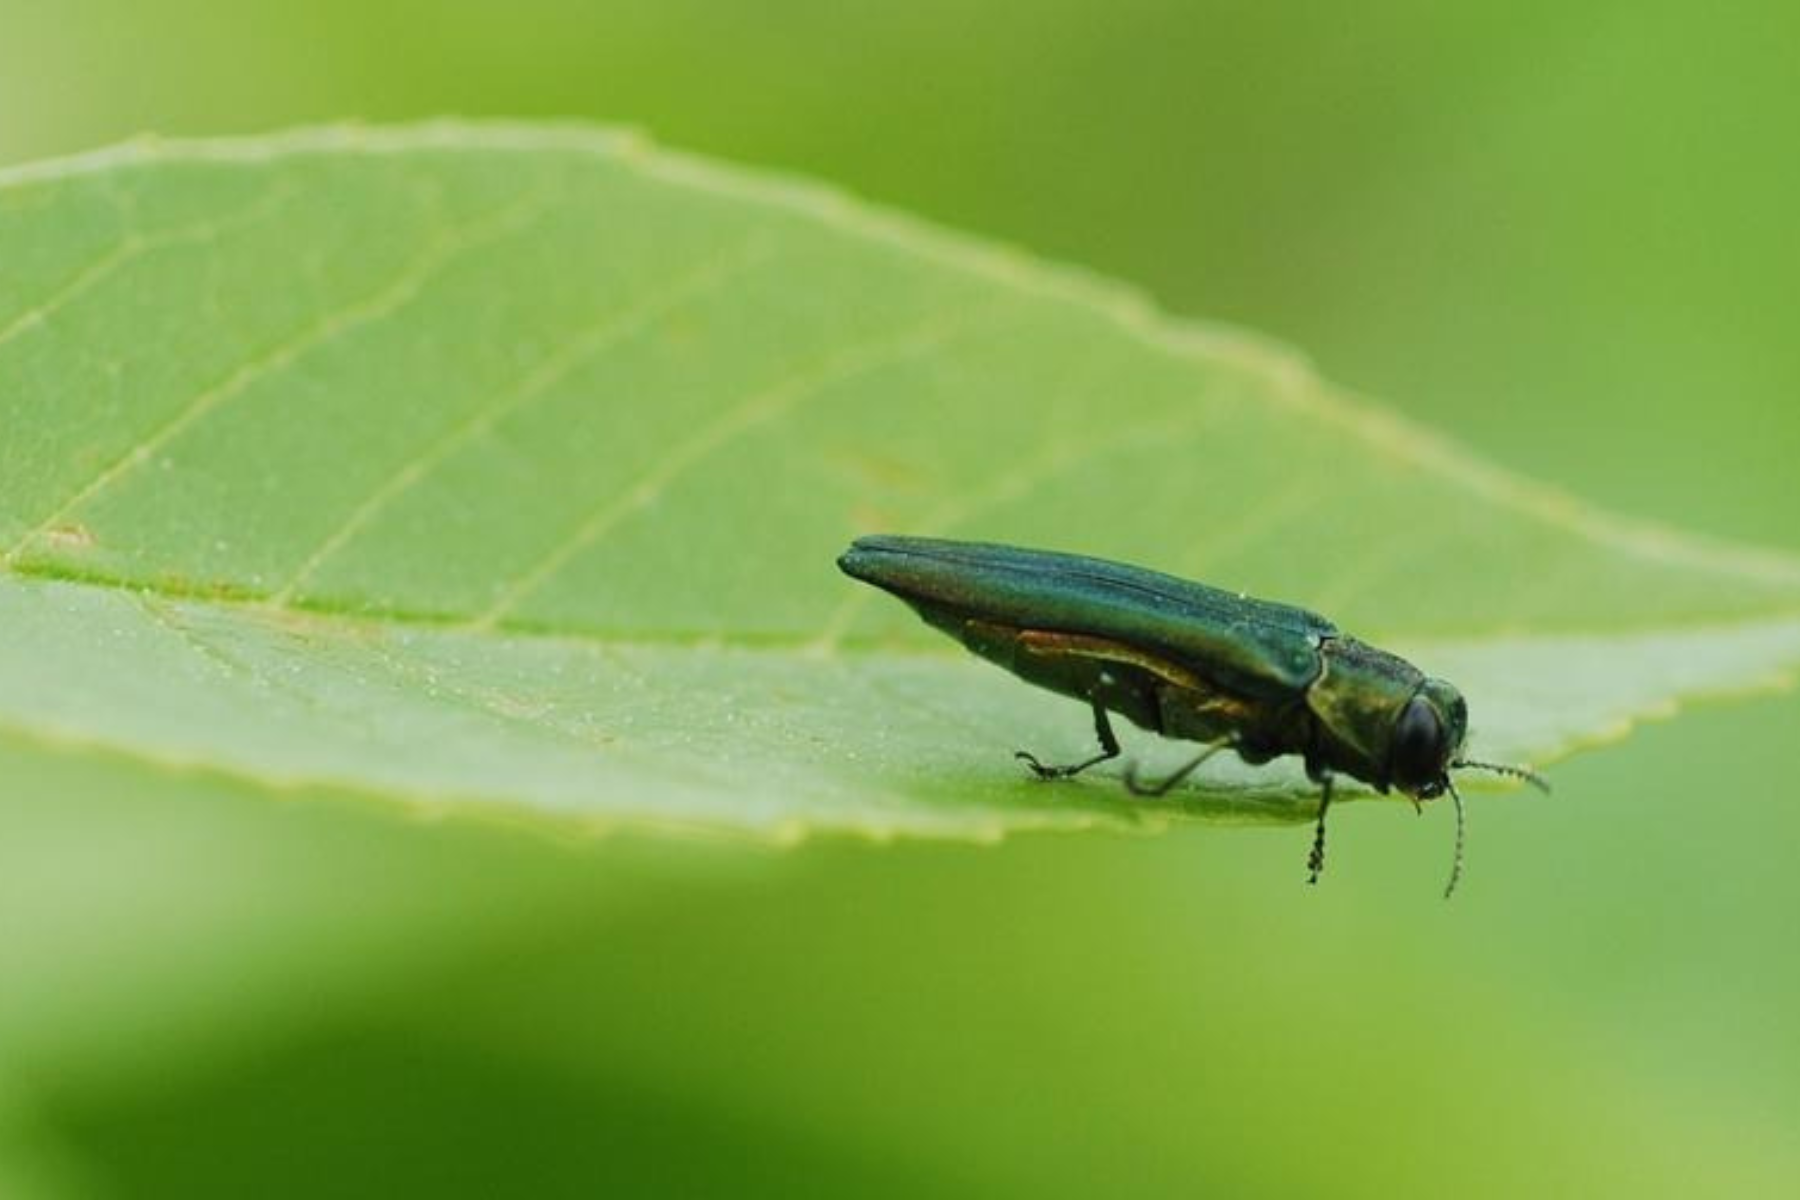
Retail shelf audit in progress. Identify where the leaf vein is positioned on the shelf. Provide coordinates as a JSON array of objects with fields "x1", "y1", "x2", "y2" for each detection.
[
  {"x1": 269, "y1": 233, "x2": 776, "y2": 604},
  {"x1": 0, "y1": 180, "x2": 295, "y2": 352},
  {"x1": 466, "y1": 304, "x2": 1012, "y2": 630},
  {"x1": 1, "y1": 184, "x2": 560, "y2": 567},
  {"x1": 808, "y1": 398, "x2": 1236, "y2": 652}
]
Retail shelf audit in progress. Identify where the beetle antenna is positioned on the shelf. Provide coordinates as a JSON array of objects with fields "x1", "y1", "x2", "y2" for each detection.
[
  {"x1": 1453, "y1": 759, "x2": 1551, "y2": 794},
  {"x1": 1443, "y1": 778, "x2": 1466, "y2": 900}
]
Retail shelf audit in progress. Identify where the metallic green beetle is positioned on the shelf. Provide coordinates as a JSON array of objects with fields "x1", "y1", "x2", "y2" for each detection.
[{"x1": 837, "y1": 535, "x2": 1546, "y2": 895}]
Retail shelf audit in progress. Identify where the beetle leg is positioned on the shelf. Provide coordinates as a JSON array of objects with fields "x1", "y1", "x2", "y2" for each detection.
[
  {"x1": 1307, "y1": 771, "x2": 1335, "y2": 884},
  {"x1": 1016, "y1": 697, "x2": 1121, "y2": 780},
  {"x1": 1122, "y1": 738, "x2": 1232, "y2": 798}
]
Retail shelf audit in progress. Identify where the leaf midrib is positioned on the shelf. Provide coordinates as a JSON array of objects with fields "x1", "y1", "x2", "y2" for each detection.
[{"x1": 6, "y1": 567, "x2": 1800, "y2": 660}]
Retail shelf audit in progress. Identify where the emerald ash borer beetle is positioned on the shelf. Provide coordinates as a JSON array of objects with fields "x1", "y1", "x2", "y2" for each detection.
[{"x1": 837, "y1": 535, "x2": 1547, "y2": 896}]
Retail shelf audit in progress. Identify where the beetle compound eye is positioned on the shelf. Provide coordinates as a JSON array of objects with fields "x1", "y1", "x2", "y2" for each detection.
[{"x1": 1390, "y1": 695, "x2": 1447, "y2": 795}]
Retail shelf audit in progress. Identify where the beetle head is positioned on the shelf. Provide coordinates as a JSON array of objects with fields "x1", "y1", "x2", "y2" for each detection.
[{"x1": 1388, "y1": 678, "x2": 1468, "y2": 799}]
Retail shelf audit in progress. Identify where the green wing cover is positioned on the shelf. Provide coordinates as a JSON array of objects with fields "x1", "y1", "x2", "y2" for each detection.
[{"x1": 838, "y1": 535, "x2": 1334, "y2": 694}]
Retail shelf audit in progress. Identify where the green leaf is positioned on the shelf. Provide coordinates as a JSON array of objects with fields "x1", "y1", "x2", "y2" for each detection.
[{"x1": 4, "y1": 122, "x2": 1799, "y2": 841}]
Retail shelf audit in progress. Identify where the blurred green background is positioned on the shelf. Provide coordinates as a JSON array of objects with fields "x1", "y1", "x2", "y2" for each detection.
[{"x1": 3, "y1": 2, "x2": 1797, "y2": 1195}]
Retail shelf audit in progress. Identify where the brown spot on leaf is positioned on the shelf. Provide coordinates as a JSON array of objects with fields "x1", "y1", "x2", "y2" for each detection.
[{"x1": 40, "y1": 524, "x2": 96, "y2": 551}]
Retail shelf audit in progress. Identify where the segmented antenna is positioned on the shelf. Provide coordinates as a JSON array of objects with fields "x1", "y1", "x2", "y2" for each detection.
[
  {"x1": 1453, "y1": 759, "x2": 1552, "y2": 793},
  {"x1": 1443, "y1": 779, "x2": 1467, "y2": 900}
]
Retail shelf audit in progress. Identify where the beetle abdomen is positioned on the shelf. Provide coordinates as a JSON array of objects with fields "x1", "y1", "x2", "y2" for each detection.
[{"x1": 839, "y1": 534, "x2": 1333, "y2": 696}]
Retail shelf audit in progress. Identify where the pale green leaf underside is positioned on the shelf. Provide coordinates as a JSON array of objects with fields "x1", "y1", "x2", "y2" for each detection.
[{"x1": 4, "y1": 123, "x2": 1800, "y2": 838}]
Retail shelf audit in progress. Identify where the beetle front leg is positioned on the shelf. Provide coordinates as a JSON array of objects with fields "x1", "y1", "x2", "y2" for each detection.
[
  {"x1": 1016, "y1": 698, "x2": 1121, "y2": 780},
  {"x1": 1307, "y1": 769, "x2": 1335, "y2": 884}
]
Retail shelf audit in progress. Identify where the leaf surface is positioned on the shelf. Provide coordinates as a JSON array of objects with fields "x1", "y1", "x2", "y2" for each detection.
[{"x1": 5, "y1": 123, "x2": 1800, "y2": 837}]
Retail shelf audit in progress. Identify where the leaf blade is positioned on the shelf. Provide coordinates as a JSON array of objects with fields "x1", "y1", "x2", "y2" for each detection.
[{"x1": 3, "y1": 122, "x2": 1799, "y2": 839}]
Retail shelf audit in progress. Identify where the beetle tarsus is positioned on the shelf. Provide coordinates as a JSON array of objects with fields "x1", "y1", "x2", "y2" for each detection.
[
  {"x1": 1307, "y1": 773, "x2": 1334, "y2": 884},
  {"x1": 1015, "y1": 698, "x2": 1121, "y2": 780},
  {"x1": 1015, "y1": 748, "x2": 1107, "y2": 780}
]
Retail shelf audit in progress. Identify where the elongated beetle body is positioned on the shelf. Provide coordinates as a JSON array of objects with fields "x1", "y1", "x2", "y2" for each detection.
[{"x1": 838, "y1": 535, "x2": 1546, "y2": 895}]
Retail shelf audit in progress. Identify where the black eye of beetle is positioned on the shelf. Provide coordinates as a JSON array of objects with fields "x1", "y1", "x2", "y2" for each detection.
[{"x1": 1391, "y1": 695, "x2": 1447, "y2": 795}]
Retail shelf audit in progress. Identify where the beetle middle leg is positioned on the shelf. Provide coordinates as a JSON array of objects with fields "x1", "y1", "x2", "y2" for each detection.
[
  {"x1": 1016, "y1": 697, "x2": 1121, "y2": 780},
  {"x1": 1123, "y1": 737, "x2": 1232, "y2": 798}
]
